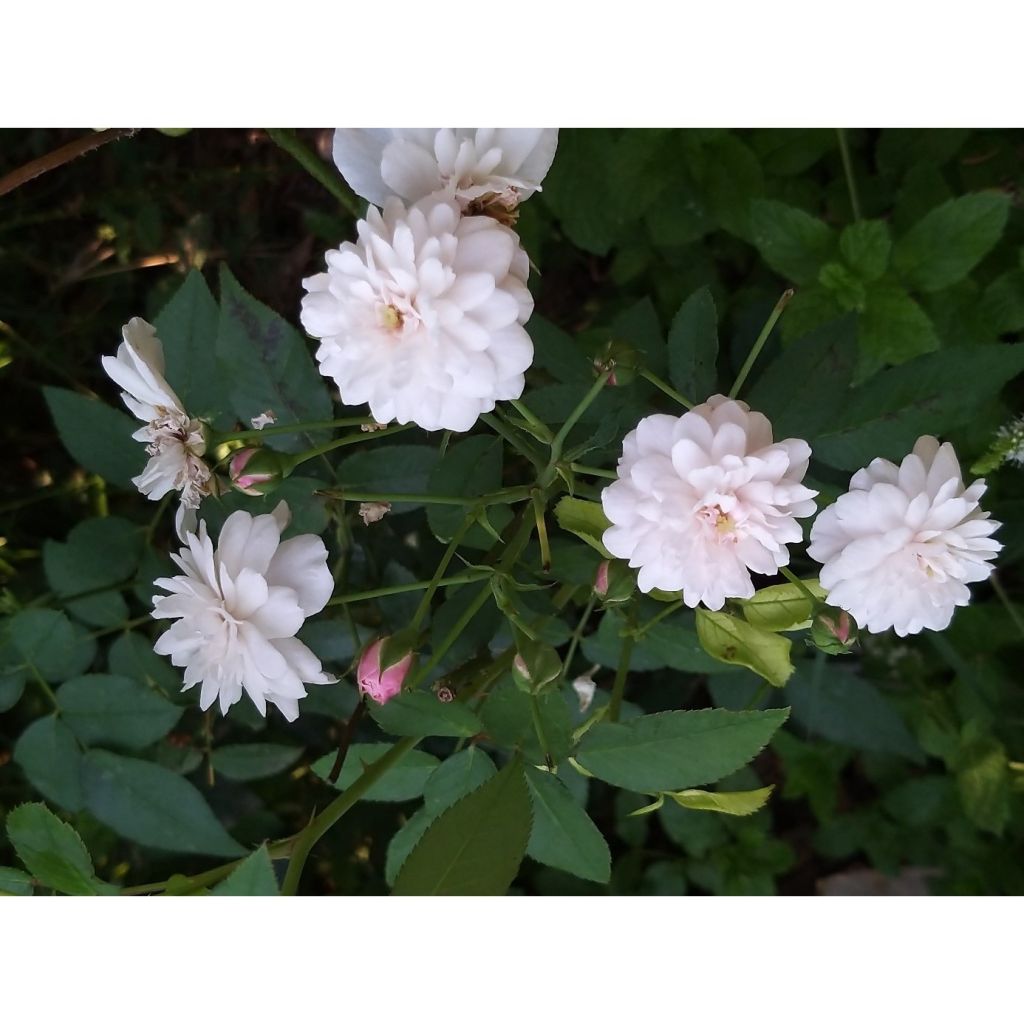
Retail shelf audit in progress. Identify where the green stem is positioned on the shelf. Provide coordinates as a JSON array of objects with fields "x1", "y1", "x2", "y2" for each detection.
[
  {"x1": 744, "y1": 680, "x2": 771, "y2": 711},
  {"x1": 120, "y1": 841, "x2": 294, "y2": 895},
  {"x1": 318, "y1": 486, "x2": 532, "y2": 507},
  {"x1": 638, "y1": 369, "x2": 695, "y2": 410},
  {"x1": 728, "y1": 289, "x2": 795, "y2": 399},
  {"x1": 410, "y1": 512, "x2": 479, "y2": 631},
  {"x1": 280, "y1": 737, "x2": 419, "y2": 896},
  {"x1": 569, "y1": 462, "x2": 617, "y2": 480},
  {"x1": 778, "y1": 566, "x2": 822, "y2": 607},
  {"x1": 214, "y1": 416, "x2": 373, "y2": 444},
  {"x1": 532, "y1": 490, "x2": 552, "y2": 572},
  {"x1": 327, "y1": 570, "x2": 491, "y2": 607},
  {"x1": 26, "y1": 662, "x2": 59, "y2": 711},
  {"x1": 561, "y1": 592, "x2": 597, "y2": 681},
  {"x1": 508, "y1": 399, "x2": 553, "y2": 442},
  {"x1": 265, "y1": 128, "x2": 361, "y2": 217},
  {"x1": 529, "y1": 693, "x2": 554, "y2": 768},
  {"x1": 548, "y1": 370, "x2": 613, "y2": 471},
  {"x1": 608, "y1": 631, "x2": 635, "y2": 723},
  {"x1": 482, "y1": 412, "x2": 544, "y2": 468},
  {"x1": 630, "y1": 599, "x2": 683, "y2": 639},
  {"x1": 290, "y1": 423, "x2": 412, "y2": 468},
  {"x1": 836, "y1": 128, "x2": 862, "y2": 222},
  {"x1": 990, "y1": 574, "x2": 1024, "y2": 643}
]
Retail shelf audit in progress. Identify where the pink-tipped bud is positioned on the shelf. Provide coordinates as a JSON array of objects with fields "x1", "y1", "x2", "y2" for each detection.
[
  {"x1": 357, "y1": 637, "x2": 413, "y2": 705},
  {"x1": 229, "y1": 447, "x2": 287, "y2": 496},
  {"x1": 810, "y1": 607, "x2": 858, "y2": 655},
  {"x1": 593, "y1": 559, "x2": 635, "y2": 605}
]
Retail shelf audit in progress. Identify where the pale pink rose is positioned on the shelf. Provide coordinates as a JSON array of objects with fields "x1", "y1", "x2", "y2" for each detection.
[{"x1": 357, "y1": 638, "x2": 412, "y2": 705}]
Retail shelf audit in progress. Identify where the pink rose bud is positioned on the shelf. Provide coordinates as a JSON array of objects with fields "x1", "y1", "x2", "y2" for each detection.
[
  {"x1": 229, "y1": 447, "x2": 287, "y2": 496},
  {"x1": 594, "y1": 561, "x2": 610, "y2": 597},
  {"x1": 810, "y1": 607, "x2": 859, "y2": 655},
  {"x1": 357, "y1": 637, "x2": 413, "y2": 705},
  {"x1": 593, "y1": 559, "x2": 635, "y2": 605}
]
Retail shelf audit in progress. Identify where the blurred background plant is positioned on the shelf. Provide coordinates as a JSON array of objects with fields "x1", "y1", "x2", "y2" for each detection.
[{"x1": 1, "y1": 127, "x2": 1022, "y2": 895}]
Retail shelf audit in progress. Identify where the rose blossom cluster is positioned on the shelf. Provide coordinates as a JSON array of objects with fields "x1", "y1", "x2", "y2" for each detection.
[
  {"x1": 299, "y1": 128, "x2": 558, "y2": 432},
  {"x1": 601, "y1": 396, "x2": 1001, "y2": 637}
]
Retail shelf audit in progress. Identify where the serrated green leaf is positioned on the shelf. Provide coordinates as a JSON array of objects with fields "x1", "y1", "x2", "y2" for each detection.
[
  {"x1": 216, "y1": 265, "x2": 331, "y2": 453},
  {"x1": 668, "y1": 785, "x2": 774, "y2": 816},
  {"x1": 750, "y1": 199, "x2": 836, "y2": 284},
  {"x1": 839, "y1": 220, "x2": 892, "y2": 282},
  {"x1": 739, "y1": 580, "x2": 826, "y2": 632},
  {"x1": 369, "y1": 691, "x2": 483, "y2": 739},
  {"x1": 478, "y1": 679, "x2": 573, "y2": 764},
  {"x1": 13, "y1": 716, "x2": 84, "y2": 812},
  {"x1": 6, "y1": 803, "x2": 113, "y2": 896},
  {"x1": 81, "y1": 750, "x2": 245, "y2": 857},
  {"x1": 43, "y1": 386, "x2": 145, "y2": 489},
  {"x1": 212, "y1": 846, "x2": 278, "y2": 895},
  {"x1": 211, "y1": 743, "x2": 303, "y2": 781},
  {"x1": 0, "y1": 867, "x2": 33, "y2": 896},
  {"x1": 956, "y1": 731, "x2": 1010, "y2": 836},
  {"x1": 696, "y1": 610, "x2": 794, "y2": 686},
  {"x1": 58, "y1": 673, "x2": 182, "y2": 750},
  {"x1": 392, "y1": 759, "x2": 532, "y2": 895},
  {"x1": 154, "y1": 268, "x2": 226, "y2": 420},
  {"x1": 426, "y1": 435, "x2": 507, "y2": 548},
  {"x1": 313, "y1": 743, "x2": 440, "y2": 802},
  {"x1": 107, "y1": 631, "x2": 183, "y2": 700},
  {"x1": 9, "y1": 609, "x2": 96, "y2": 682},
  {"x1": 667, "y1": 286, "x2": 718, "y2": 403},
  {"x1": 575, "y1": 708, "x2": 790, "y2": 793},
  {"x1": 337, "y1": 444, "x2": 440, "y2": 513},
  {"x1": 980, "y1": 269, "x2": 1024, "y2": 334},
  {"x1": 859, "y1": 282, "x2": 938, "y2": 371},
  {"x1": 893, "y1": 193, "x2": 1010, "y2": 292},
  {"x1": 553, "y1": 496, "x2": 612, "y2": 558},
  {"x1": 525, "y1": 766, "x2": 610, "y2": 883}
]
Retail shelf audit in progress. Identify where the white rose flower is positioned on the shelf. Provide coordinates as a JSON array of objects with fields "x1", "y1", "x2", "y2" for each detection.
[
  {"x1": 152, "y1": 501, "x2": 336, "y2": 721},
  {"x1": 332, "y1": 128, "x2": 558, "y2": 216},
  {"x1": 808, "y1": 436, "x2": 1001, "y2": 636},
  {"x1": 601, "y1": 396, "x2": 817, "y2": 610},
  {"x1": 300, "y1": 195, "x2": 534, "y2": 432},
  {"x1": 101, "y1": 318, "x2": 213, "y2": 513}
]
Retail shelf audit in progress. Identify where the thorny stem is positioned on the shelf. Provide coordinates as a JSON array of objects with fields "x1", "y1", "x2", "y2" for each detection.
[
  {"x1": 0, "y1": 129, "x2": 137, "y2": 198},
  {"x1": 561, "y1": 592, "x2": 597, "y2": 681},
  {"x1": 728, "y1": 289, "x2": 795, "y2": 399},
  {"x1": 629, "y1": 599, "x2": 684, "y2": 639},
  {"x1": 214, "y1": 416, "x2": 374, "y2": 444},
  {"x1": 327, "y1": 699, "x2": 368, "y2": 785},
  {"x1": 317, "y1": 486, "x2": 532, "y2": 508},
  {"x1": 546, "y1": 369, "x2": 613, "y2": 476},
  {"x1": 290, "y1": 423, "x2": 413, "y2": 467},
  {"x1": 482, "y1": 412, "x2": 544, "y2": 468},
  {"x1": 265, "y1": 128, "x2": 361, "y2": 217},
  {"x1": 569, "y1": 462, "x2": 617, "y2": 480},
  {"x1": 326, "y1": 570, "x2": 492, "y2": 607},
  {"x1": 410, "y1": 512, "x2": 479, "y2": 631}
]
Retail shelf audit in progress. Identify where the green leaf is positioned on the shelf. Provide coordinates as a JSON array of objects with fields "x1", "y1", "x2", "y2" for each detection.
[
  {"x1": 385, "y1": 748, "x2": 497, "y2": 884},
  {"x1": 369, "y1": 691, "x2": 483, "y2": 739},
  {"x1": 216, "y1": 265, "x2": 331, "y2": 453},
  {"x1": 695, "y1": 610, "x2": 794, "y2": 686},
  {"x1": 212, "y1": 846, "x2": 279, "y2": 895},
  {"x1": 667, "y1": 286, "x2": 718, "y2": 403},
  {"x1": 43, "y1": 386, "x2": 145, "y2": 489},
  {"x1": 13, "y1": 716, "x2": 84, "y2": 812},
  {"x1": 154, "y1": 268, "x2": 226, "y2": 420},
  {"x1": 667, "y1": 786, "x2": 774, "y2": 816},
  {"x1": 787, "y1": 663, "x2": 923, "y2": 761},
  {"x1": 201, "y1": 476, "x2": 328, "y2": 537},
  {"x1": 312, "y1": 743, "x2": 440, "y2": 802},
  {"x1": 553, "y1": 496, "x2": 612, "y2": 558},
  {"x1": 813, "y1": 343, "x2": 1024, "y2": 471},
  {"x1": 81, "y1": 750, "x2": 246, "y2": 857},
  {"x1": 426, "y1": 435, "x2": 505, "y2": 547},
  {"x1": 575, "y1": 708, "x2": 790, "y2": 793},
  {"x1": 818, "y1": 262, "x2": 866, "y2": 312},
  {"x1": 692, "y1": 133, "x2": 764, "y2": 239},
  {"x1": 392, "y1": 759, "x2": 532, "y2": 895},
  {"x1": 9, "y1": 609, "x2": 96, "y2": 682},
  {"x1": 6, "y1": 803, "x2": 112, "y2": 896},
  {"x1": 738, "y1": 580, "x2": 826, "y2": 632},
  {"x1": 43, "y1": 517, "x2": 140, "y2": 627},
  {"x1": 58, "y1": 674, "x2": 182, "y2": 750},
  {"x1": 107, "y1": 631, "x2": 183, "y2": 700},
  {"x1": 981, "y1": 269, "x2": 1024, "y2": 334},
  {"x1": 211, "y1": 743, "x2": 303, "y2": 781},
  {"x1": 749, "y1": 199, "x2": 837, "y2": 284},
  {"x1": 582, "y1": 611, "x2": 729, "y2": 675},
  {"x1": 839, "y1": 220, "x2": 892, "y2": 282},
  {"x1": 956, "y1": 729, "x2": 1010, "y2": 836},
  {"x1": 893, "y1": 193, "x2": 1011, "y2": 292},
  {"x1": 859, "y1": 282, "x2": 938, "y2": 370},
  {"x1": 337, "y1": 444, "x2": 440, "y2": 513},
  {"x1": 0, "y1": 867, "x2": 33, "y2": 896},
  {"x1": 478, "y1": 679, "x2": 573, "y2": 764},
  {"x1": 529, "y1": 316, "x2": 593, "y2": 383},
  {"x1": 525, "y1": 766, "x2": 610, "y2": 884}
]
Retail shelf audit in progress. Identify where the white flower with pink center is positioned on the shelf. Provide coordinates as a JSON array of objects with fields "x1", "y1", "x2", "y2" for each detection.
[
  {"x1": 152, "y1": 502, "x2": 336, "y2": 721},
  {"x1": 601, "y1": 396, "x2": 817, "y2": 609},
  {"x1": 332, "y1": 128, "x2": 558, "y2": 215},
  {"x1": 808, "y1": 436, "x2": 1001, "y2": 636},
  {"x1": 300, "y1": 195, "x2": 534, "y2": 432}
]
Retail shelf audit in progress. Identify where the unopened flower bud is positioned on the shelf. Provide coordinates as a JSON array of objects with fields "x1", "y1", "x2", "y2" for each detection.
[
  {"x1": 593, "y1": 560, "x2": 635, "y2": 605},
  {"x1": 357, "y1": 637, "x2": 414, "y2": 705},
  {"x1": 810, "y1": 606, "x2": 859, "y2": 655},
  {"x1": 511, "y1": 642, "x2": 562, "y2": 694},
  {"x1": 229, "y1": 447, "x2": 290, "y2": 496}
]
